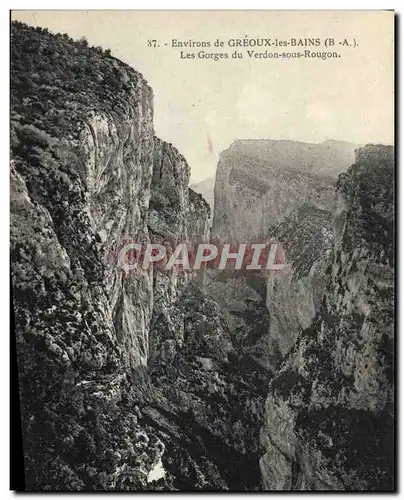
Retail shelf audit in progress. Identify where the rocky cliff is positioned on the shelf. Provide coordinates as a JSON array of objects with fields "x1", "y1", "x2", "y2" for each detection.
[
  {"x1": 11, "y1": 21, "x2": 271, "y2": 493},
  {"x1": 191, "y1": 176, "x2": 215, "y2": 220},
  {"x1": 11, "y1": 22, "x2": 210, "y2": 490},
  {"x1": 260, "y1": 145, "x2": 394, "y2": 490},
  {"x1": 141, "y1": 282, "x2": 270, "y2": 490},
  {"x1": 265, "y1": 203, "x2": 334, "y2": 367},
  {"x1": 10, "y1": 21, "x2": 394, "y2": 492},
  {"x1": 212, "y1": 139, "x2": 357, "y2": 242}
]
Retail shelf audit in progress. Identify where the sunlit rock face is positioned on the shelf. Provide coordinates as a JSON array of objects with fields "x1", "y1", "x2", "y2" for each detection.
[
  {"x1": 210, "y1": 139, "x2": 353, "y2": 373},
  {"x1": 259, "y1": 145, "x2": 394, "y2": 491},
  {"x1": 148, "y1": 138, "x2": 210, "y2": 362},
  {"x1": 11, "y1": 22, "x2": 211, "y2": 490},
  {"x1": 11, "y1": 21, "x2": 266, "y2": 492},
  {"x1": 212, "y1": 139, "x2": 356, "y2": 243}
]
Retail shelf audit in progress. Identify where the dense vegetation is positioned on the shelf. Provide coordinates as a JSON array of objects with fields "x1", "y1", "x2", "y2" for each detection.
[{"x1": 11, "y1": 21, "x2": 148, "y2": 155}]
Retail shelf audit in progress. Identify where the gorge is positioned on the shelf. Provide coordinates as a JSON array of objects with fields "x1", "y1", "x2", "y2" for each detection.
[{"x1": 11, "y1": 22, "x2": 394, "y2": 491}]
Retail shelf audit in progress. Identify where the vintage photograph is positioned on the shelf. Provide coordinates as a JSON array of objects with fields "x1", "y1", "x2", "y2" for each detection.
[{"x1": 10, "y1": 10, "x2": 394, "y2": 491}]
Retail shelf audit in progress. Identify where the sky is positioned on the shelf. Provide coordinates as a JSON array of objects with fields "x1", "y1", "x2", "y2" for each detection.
[{"x1": 12, "y1": 10, "x2": 394, "y2": 182}]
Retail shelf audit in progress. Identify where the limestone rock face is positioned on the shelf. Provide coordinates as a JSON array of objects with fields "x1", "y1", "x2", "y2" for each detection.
[
  {"x1": 204, "y1": 270, "x2": 274, "y2": 370},
  {"x1": 212, "y1": 139, "x2": 356, "y2": 242},
  {"x1": 266, "y1": 203, "x2": 334, "y2": 366},
  {"x1": 148, "y1": 137, "x2": 210, "y2": 361},
  {"x1": 150, "y1": 137, "x2": 209, "y2": 244},
  {"x1": 259, "y1": 145, "x2": 394, "y2": 491},
  {"x1": 11, "y1": 22, "x2": 210, "y2": 491}
]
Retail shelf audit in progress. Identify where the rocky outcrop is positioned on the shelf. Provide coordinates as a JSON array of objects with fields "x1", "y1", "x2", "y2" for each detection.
[
  {"x1": 148, "y1": 137, "x2": 210, "y2": 361},
  {"x1": 11, "y1": 21, "x2": 269, "y2": 493},
  {"x1": 212, "y1": 139, "x2": 356, "y2": 242},
  {"x1": 10, "y1": 22, "x2": 210, "y2": 490},
  {"x1": 149, "y1": 137, "x2": 209, "y2": 245},
  {"x1": 265, "y1": 203, "x2": 334, "y2": 366},
  {"x1": 143, "y1": 283, "x2": 270, "y2": 490},
  {"x1": 203, "y1": 270, "x2": 275, "y2": 369},
  {"x1": 259, "y1": 145, "x2": 394, "y2": 491},
  {"x1": 191, "y1": 176, "x2": 215, "y2": 220},
  {"x1": 210, "y1": 139, "x2": 350, "y2": 373}
]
